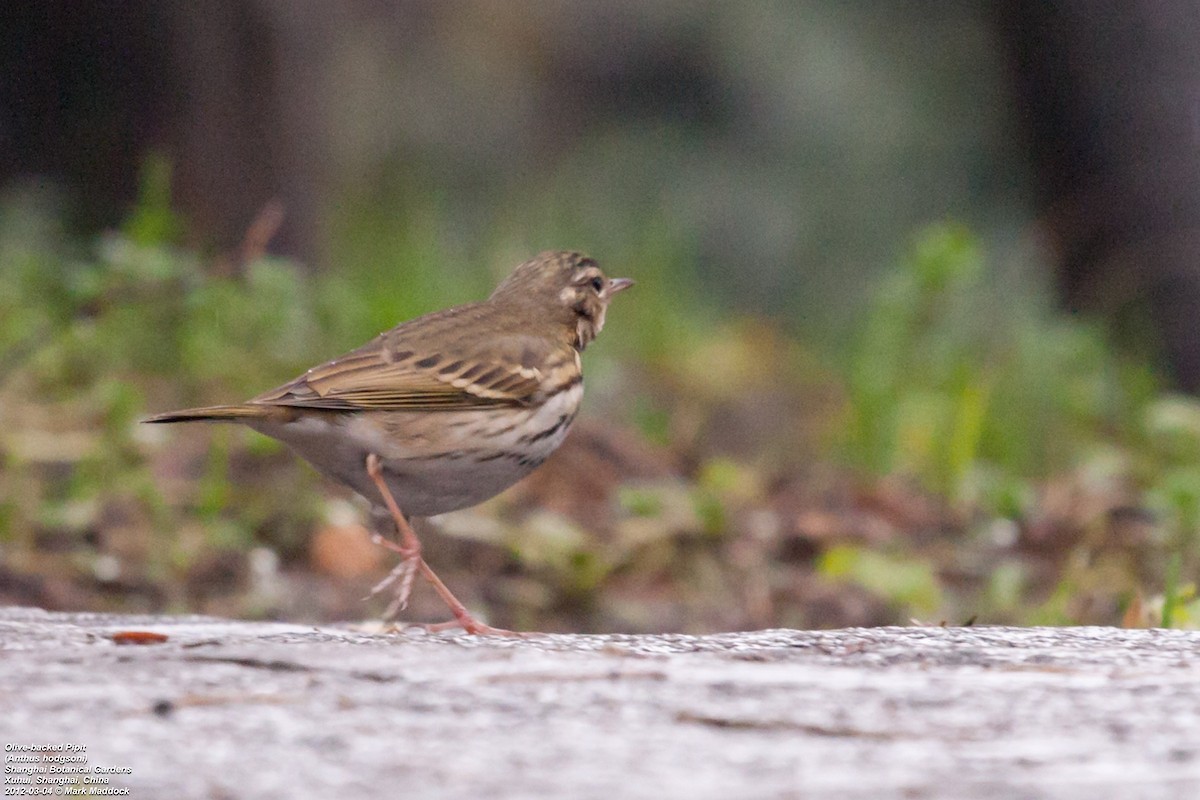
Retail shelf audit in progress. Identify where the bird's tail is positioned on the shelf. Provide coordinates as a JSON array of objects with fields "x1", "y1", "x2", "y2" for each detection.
[{"x1": 142, "y1": 404, "x2": 271, "y2": 424}]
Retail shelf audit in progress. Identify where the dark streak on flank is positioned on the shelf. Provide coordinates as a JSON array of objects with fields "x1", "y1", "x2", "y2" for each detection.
[
  {"x1": 519, "y1": 413, "x2": 571, "y2": 445},
  {"x1": 470, "y1": 450, "x2": 546, "y2": 465},
  {"x1": 401, "y1": 450, "x2": 468, "y2": 462},
  {"x1": 481, "y1": 421, "x2": 519, "y2": 439}
]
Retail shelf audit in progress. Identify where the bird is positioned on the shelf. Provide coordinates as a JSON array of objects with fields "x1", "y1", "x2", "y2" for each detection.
[{"x1": 145, "y1": 251, "x2": 632, "y2": 634}]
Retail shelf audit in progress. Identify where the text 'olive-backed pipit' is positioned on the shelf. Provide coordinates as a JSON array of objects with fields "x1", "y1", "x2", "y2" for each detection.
[{"x1": 146, "y1": 251, "x2": 632, "y2": 634}]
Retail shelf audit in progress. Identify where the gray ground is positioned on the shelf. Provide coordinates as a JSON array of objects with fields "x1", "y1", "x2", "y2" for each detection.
[{"x1": 2, "y1": 607, "x2": 1199, "y2": 799}]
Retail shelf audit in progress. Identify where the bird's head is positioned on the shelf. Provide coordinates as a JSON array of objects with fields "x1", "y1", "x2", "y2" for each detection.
[{"x1": 490, "y1": 251, "x2": 633, "y2": 349}]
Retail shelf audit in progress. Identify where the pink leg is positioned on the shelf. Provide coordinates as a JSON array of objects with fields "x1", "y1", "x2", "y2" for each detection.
[{"x1": 364, "y1": 454, "x2": 520, "y2": 636}]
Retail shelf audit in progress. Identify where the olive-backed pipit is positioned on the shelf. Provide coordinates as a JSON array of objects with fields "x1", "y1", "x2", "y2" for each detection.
[{"x1": 146, "y1": 251, "x2": 632, "y2": 634}]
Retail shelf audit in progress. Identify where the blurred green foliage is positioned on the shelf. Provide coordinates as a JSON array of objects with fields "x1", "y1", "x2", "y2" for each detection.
[
  {"x1": 818, "y1": 544, "x2": 942, "y2": 618},
  {"x1": 844, "y1": 223, "x2": 1159, "y2": 500}
]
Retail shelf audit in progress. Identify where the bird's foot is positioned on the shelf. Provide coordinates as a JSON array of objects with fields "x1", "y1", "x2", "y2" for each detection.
[
  {"x1": 421, "y1": 617, "x2": 526, "y2": 636},
  {"x1": 364, "y1": 537, "x2": 421, "y2": 616},
  {"x1": 385, "y1": 617, "x2": 525, "y2": 637}
]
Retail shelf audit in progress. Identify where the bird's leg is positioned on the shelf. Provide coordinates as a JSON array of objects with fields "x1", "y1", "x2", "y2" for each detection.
[
  {"x1": 364, "y1": 456, "x2": 421, "y2": 615},
  {"x1": 364, "y1": 453, "x2": 519, "y2": 636}
]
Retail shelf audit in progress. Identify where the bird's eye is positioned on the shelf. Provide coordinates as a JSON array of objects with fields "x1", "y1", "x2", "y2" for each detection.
[{"x1": 589, "y1": 277, "x2": 604, "y2": 292}]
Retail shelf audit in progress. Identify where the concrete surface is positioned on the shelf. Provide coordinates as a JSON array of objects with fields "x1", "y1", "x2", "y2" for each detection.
[{"x1": 3, "y1": 607, "x2": 1200, "y2": 799}]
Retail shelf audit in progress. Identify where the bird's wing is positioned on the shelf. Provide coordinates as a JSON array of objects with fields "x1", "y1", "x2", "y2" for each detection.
[{"x1": 250, "y1": 330, "x2": 557, "y2": 412}]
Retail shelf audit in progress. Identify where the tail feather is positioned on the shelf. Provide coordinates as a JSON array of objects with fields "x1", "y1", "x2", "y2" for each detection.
[{"x1": 142, "y1": 404, "x2": 269, "y2": 424}]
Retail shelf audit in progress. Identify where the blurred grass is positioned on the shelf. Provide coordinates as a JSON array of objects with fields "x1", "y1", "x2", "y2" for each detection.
[
  {"x1": 843, "y1": 222, "x2": 1159, "y2": 499},
  {"x1": 2, "y1": 172, "x2": 1200, "y2": 632}
]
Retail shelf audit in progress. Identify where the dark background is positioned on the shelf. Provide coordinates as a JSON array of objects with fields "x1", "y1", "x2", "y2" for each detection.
[{"x1": 9, "y1": 1, "x2": 1200, "y2": 375}]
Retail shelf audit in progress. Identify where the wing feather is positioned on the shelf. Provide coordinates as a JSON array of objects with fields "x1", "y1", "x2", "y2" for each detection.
[{"x1": 249, "y1": 324, "x2": 560, "y2": 412}]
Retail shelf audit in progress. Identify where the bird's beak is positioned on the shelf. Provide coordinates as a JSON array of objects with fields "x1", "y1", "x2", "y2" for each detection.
[{"x1": 608, "y1": 278, "x2": 635, "y2": 295}]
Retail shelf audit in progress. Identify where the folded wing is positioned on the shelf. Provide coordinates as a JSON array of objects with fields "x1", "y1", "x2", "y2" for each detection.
[{"x1": 251, "y1": 332, "x2": 554, "y2": 412}]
